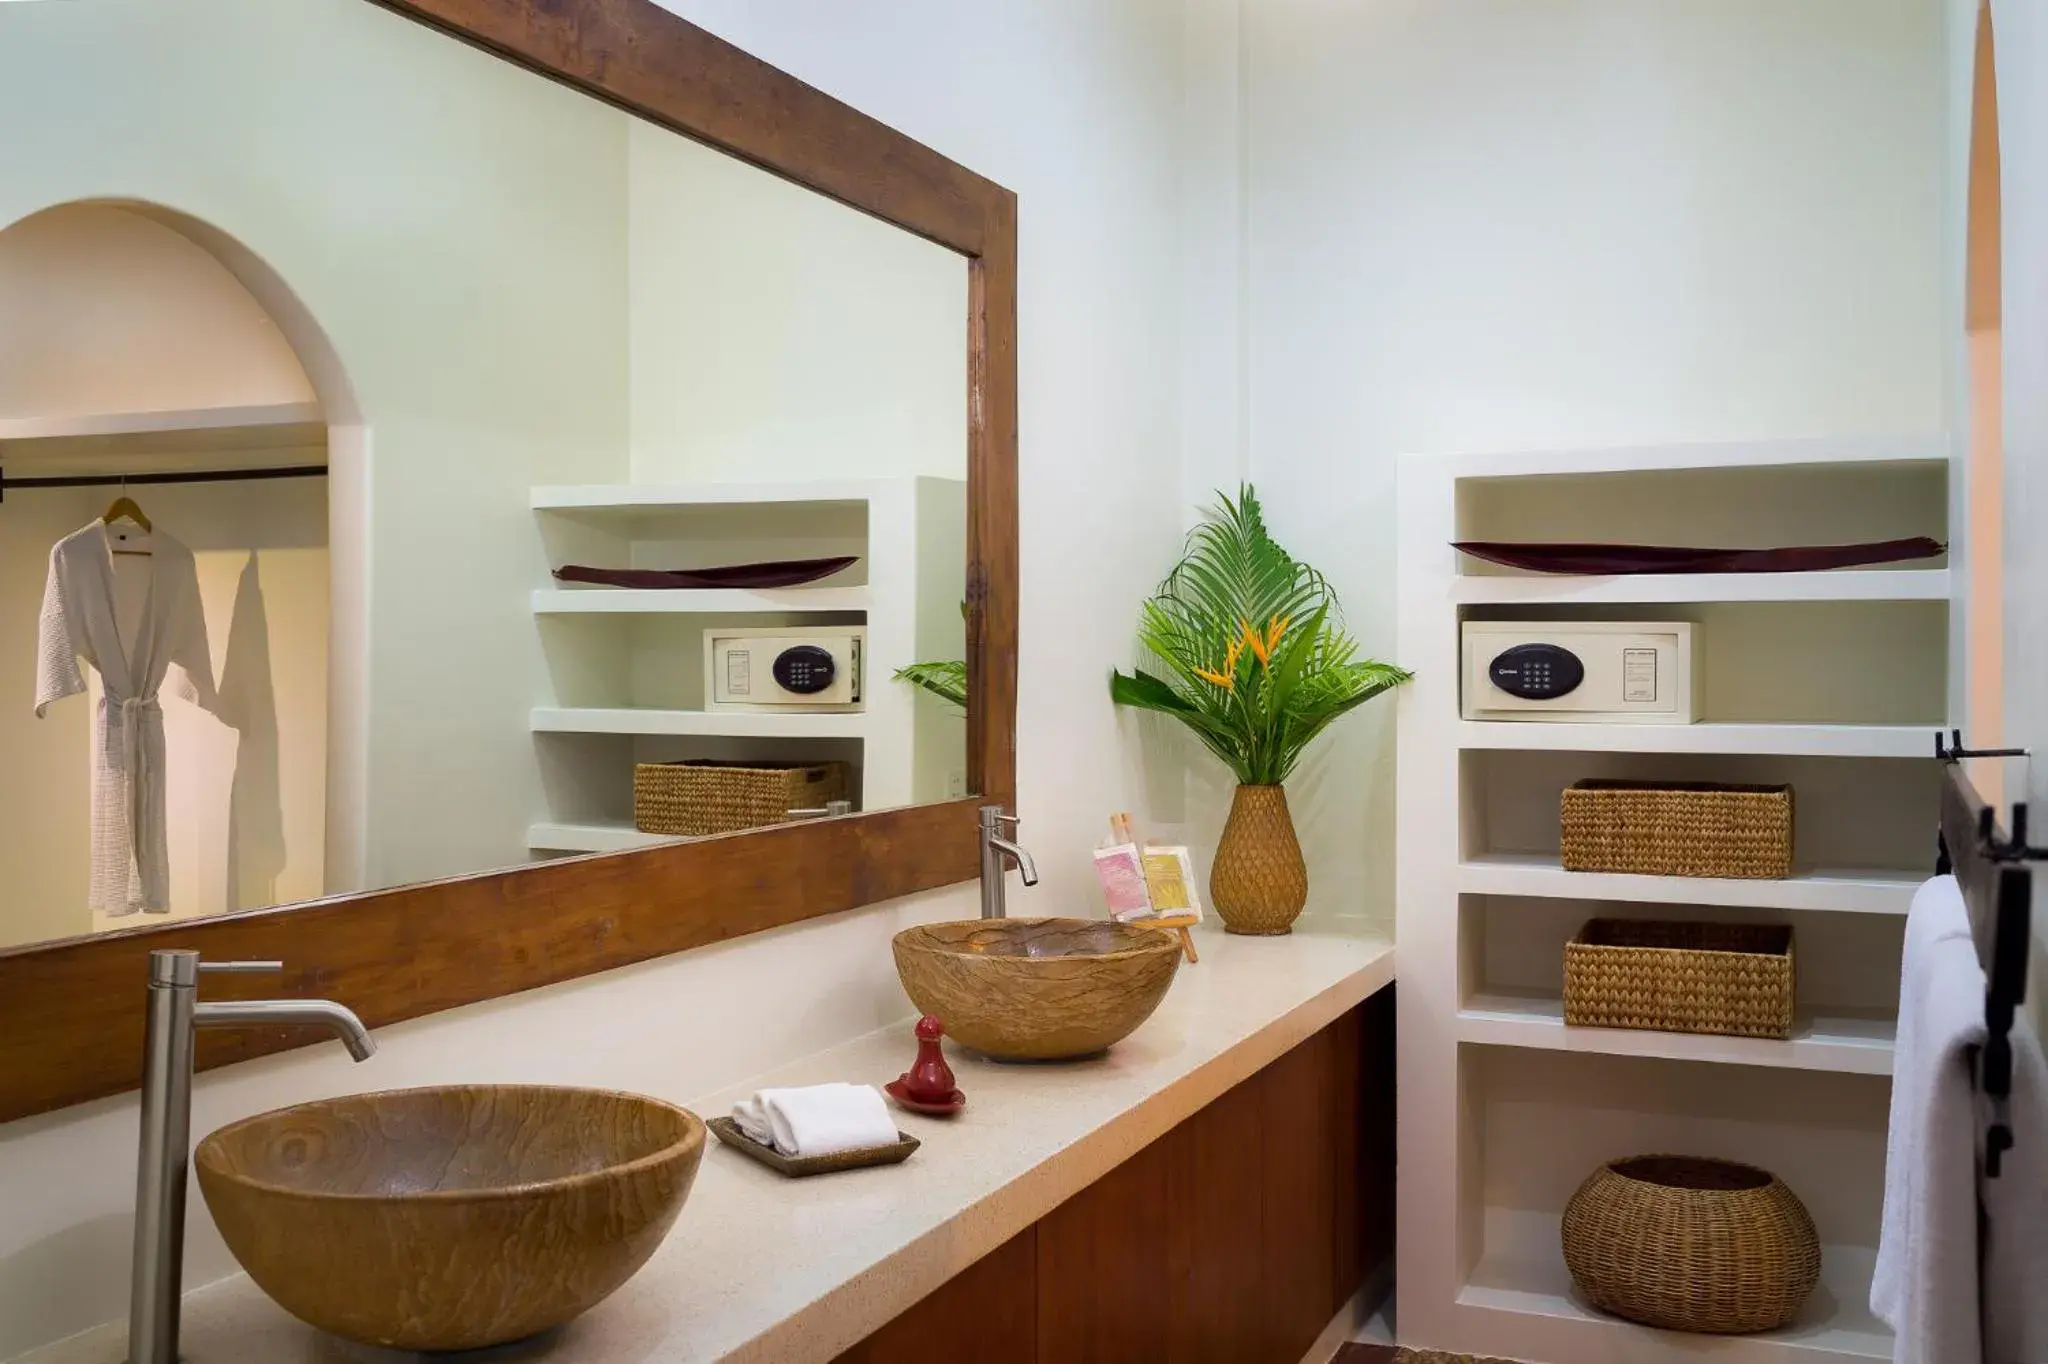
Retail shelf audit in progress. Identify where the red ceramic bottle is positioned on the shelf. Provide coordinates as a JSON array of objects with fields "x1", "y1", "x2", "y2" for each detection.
[{"x1": 904, "y1": 1014, "x2": 957, "y2": 1103}]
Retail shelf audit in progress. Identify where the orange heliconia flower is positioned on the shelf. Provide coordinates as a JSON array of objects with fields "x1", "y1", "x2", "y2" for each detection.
[
  {"x1": 1194, "y1": 635, "x2": 1245, "y2": 690},
  {"x1": 1241, "y1": 615, "x2": 1290, "y2": 669}
]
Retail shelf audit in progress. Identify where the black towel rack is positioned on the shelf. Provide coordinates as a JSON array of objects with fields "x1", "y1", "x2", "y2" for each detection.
[
  {"x1": 0, "y1": 464, "x2": 328, "y2": 504},
  {"x1": 1935, "y1": 731, "x2": 2038, "y2": 1178}
]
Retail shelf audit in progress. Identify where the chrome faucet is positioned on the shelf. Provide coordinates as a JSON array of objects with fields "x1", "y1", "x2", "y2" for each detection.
[
  {"x1": 979, "y1": 804, "x2": 1040, "y2": 919},
  {"x1": 130, "y1": 951, "x2": 375, "y2": 1364}
]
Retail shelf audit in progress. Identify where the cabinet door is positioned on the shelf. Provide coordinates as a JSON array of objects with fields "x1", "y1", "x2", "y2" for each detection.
[
  {"x1": 831, "y1": 1227, "x2": 1036, "y2": 1364},
  {"x1": 1165, "y1": 1071, "x2": 1267, "y2": 1364},
  {"x1": 1258, "y1": 1025, "x2": 1341, "y2": 1361},
  {"x1": 833, "y1": 992, "x2": 1394, "y2": 1364},
  {"x1": 1036, "y1": 1145, "x2": 1177, "y2": 1362}
]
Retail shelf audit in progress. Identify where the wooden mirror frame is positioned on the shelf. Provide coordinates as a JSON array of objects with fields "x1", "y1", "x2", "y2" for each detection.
[{"x1": 0, "y1": 0, "x2": 1017, "y2": 1124}]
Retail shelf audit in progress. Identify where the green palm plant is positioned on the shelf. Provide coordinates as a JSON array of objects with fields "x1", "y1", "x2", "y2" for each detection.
[
  {"x1": 894, "y1": 659, "x2": 968, "y2": 709},
  {"x1": 1109, "y1": 485, "x2": 1410, "y2": 785}
]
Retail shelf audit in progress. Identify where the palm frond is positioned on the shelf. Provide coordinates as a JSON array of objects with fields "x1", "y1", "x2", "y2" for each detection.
[
  {"x1": 1109, "y1": 485, "x2": 1410, "y2": 784},
  {"x1": 895, "y1": 660, "x2": 968, "y2": 709}
]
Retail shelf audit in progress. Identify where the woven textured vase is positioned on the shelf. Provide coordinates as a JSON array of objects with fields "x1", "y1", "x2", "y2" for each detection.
[
  {"x1": 1562, "y1": 1155, "x2": 1820, "y2": 1334},
  {"x1": 1209, "y1": 784, "x2": 1308, "y2": 935}
]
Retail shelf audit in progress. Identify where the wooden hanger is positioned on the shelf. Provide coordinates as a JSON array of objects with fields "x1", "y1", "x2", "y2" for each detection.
[{"x1": 103, "y1": 481, "x2": 154, "y2": 556}]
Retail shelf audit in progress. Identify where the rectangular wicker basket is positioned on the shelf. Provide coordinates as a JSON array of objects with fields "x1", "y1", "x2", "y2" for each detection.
[
  {"x1": 1560, "y1": 779, "x2": 1793, "y2": 880},
  {"x1": 1564, "y1": 919, "x2": 1795, "y2": 1040},
  {"x1": 633, "y1": 760, "x2": 849, "y2": 837}
]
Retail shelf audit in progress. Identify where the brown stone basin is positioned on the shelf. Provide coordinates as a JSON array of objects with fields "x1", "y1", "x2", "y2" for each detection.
[
  {"x1": 195, "y1": 1084, "x2": 704, "y2": 1351},
  {"x1": 892, "y1": 917, "x2": 1182, "y2": 1060}
]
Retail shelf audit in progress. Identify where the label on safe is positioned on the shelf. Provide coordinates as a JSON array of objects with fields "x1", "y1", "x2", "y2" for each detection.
[
  {"x1": 1622, "y1": 648, "x2": 1658, "y2": 702},
  {"x1": 726, "y1": 650, "x2": 752, "y2": 696}
]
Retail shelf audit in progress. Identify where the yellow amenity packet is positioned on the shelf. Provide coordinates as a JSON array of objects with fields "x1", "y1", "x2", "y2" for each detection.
[
  {"x1": 1140, "y1": 846, "x2": 1199, "y2": 920},
  {"x1": 1140, "y1": 844, "x2": 1202, "y2": 963}
]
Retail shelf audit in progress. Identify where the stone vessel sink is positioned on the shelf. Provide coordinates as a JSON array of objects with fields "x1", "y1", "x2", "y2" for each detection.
[
  {"x1": 893, "y1": 917, "x2": 1182, "y2": 1060},
  {"x1": 195, "y1": 1084, "x2": 705, "y2": 1351}
]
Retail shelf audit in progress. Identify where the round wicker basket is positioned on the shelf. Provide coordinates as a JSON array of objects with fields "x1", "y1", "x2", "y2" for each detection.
[{"x1": 1561, "y1": 1155, "x2": 1820, "y2": 1334}]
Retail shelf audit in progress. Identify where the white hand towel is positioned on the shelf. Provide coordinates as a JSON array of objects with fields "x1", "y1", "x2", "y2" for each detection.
[
  {"x1": 730, "y1": 1094, "x2": 777, "y2": 1149},
  {"x1": 1983, "y1": 1015, "x2": 2048, "y2": 1363},
  {"x1": 730, "y1": 1083, "x2": 897, "y2": 1158},
  {"x1": 1872, "y1": 873, "x2": 1987, "y2": 1364}
]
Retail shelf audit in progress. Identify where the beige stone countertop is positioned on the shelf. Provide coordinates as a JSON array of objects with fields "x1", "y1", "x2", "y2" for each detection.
[{"x1": 22, "y1": 925, "x2": 1395, "y2": 1364}]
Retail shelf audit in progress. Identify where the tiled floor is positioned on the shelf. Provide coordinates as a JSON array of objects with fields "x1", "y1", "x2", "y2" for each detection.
[{"x1": 1335, "y1": 1347, "x2": 1526, "y2": 1364}]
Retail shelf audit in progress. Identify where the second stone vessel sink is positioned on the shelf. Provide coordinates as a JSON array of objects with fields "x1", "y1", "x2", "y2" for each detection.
[
  {"x1": 893, "y1": 917, "x2": 1182, "y2": 1060},
  {"x1": 195, "y1": 1084, "x2": 704, "y2": 1351}
]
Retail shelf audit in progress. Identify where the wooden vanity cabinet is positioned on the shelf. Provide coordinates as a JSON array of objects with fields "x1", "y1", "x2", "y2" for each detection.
[{"x1": 835, "y1": 986, "x2": 1395, "y2": 1364}]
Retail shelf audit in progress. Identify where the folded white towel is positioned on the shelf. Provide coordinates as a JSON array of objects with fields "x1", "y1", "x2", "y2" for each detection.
[
  {"x1": 1872, "y1": 874, "x2": 1986, "y2": 1364},
  {"x1": 1984, "y1": 1015, "x2": 2048, "y2": 1363},
  {"x1": 730, "y1": 1083, "x2": 897, "y2": 1158}
]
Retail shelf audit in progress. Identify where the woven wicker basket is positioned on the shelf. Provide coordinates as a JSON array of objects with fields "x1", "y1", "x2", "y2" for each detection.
[
  {"x1": 1561, "y1": 780, "x2": 1793, "y2": 879},
  {"x1": 633, "y1": 760, "x2": 849, "y2": 837},
  {"x1": 1564, "y1": 919, "x2": 1794, "y2": 1039},
  {"x1": 1562, "y1": 1155, "x2": 1820, "y2": 1334}
]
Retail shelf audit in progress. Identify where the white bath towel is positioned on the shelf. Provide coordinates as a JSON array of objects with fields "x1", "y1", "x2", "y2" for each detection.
[
  {"x1": 731, "y1": 1083, "x2": 897, "y2": 1158},
  {"x1": 1872, "y1": 874, "x2": 1986, "y2": 1364},
  {"x1": 1983, "y1": 1015, "x2": 2048, "y2": 1364}
]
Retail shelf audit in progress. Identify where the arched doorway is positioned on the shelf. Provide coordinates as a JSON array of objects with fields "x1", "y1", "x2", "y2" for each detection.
[{"x1": 0, "y1": 201, "x2": 363, "y2": 940}]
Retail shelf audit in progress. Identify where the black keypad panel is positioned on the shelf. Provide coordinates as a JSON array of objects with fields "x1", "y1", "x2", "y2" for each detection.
[
  {"x1": 772, "y1": 645, "x2": 838, "y2": 696},
  {"x1": 1488, "y1": 643, "x2": 1585, "y2": 700}
]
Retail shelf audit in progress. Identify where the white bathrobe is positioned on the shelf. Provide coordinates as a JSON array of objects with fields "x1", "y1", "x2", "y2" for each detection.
[{"x1": 35, "y1": 521, "x2": 217, "y2": 915}]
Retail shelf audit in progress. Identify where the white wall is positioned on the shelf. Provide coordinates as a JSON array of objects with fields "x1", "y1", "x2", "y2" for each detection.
[
  {"x1": 1990, "y1": 0, "x2": 2048, "y2": 1020},
  {"x1": 1239, "y1": 0, "x2": 1950, "y2": 927},
  {"x1": 626, "y1": 120, "x2": 967, "y2": 486},
  {"x1": 0, "y1": 1, "x2": 1198, "y2": 1356}
]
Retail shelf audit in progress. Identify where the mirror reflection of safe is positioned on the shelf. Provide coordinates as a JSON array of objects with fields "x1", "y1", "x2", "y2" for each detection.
[{"x1": 0, "y1": 0, "x2": 969, "y2": 953}]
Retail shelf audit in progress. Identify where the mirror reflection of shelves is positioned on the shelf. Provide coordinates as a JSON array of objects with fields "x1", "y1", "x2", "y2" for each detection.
[
  {"x1": 1398, "y1": 436, "x2": 1951, "y2": 1362},
  {"x1": 532, "y1": 586, "x2": 871, "y2": 614},
  {"x1": 527, "y1": 477, "x2": 966, "y2": 856}
]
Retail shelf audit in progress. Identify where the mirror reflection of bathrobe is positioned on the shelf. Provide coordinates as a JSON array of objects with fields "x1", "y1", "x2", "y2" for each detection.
[{"x1": 35, "y1": 522, "x2": 217, "y2": 915}]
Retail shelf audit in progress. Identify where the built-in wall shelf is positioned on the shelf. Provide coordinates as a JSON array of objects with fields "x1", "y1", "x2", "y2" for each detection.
[
  {"x1": 532, "y1": 478, "x2": 888, "y2": 515},
  {"x1": 1436, "y1": 434, "x2": 1947, "y2": 481},
  {"x1": 526, "y1": 821, "x2": 681, "y2": 854},
  {"x1": 1457, "y1": 853, "x2": 1921, "y2": 915},
  {"x1": 0, "y1": 401, "x2": 325, "y2": 460},
  {"x1": 1398, "y1": 439, "x2": 1943, "y2": 1363},
  {"x1": 1458, "y1": 993, "x2": 1896, "y2": 1075},
  {"x1": 1458, "y1": 1252, "x2": 1893, "y2": 1362},
  {"x1": 530, "y1": 706, "x2": 867, "y2": 739},
  {"x1": 532, "y1": 587, "x2": 869, "y2": 615},
  {"x1": 1457, "y1": 721, "x2": 1931, "y2": 759},
  {"x1": 1451, "y1": 568, "x2": 1949, "y2": 606}
]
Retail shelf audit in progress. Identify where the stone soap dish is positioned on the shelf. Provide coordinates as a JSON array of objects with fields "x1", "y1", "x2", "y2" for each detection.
[{"x1": 708, "y1": 1116, "x2": 920, "y2": 1178}]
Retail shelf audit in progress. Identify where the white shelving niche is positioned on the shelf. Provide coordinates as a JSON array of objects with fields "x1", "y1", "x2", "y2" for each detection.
[
  {"x1": 1396, "y1": 437, "x2": 1952, "y2": 1363},
  {"x1": 527, "y1": 477, "x2": 966, "y2": 856}
]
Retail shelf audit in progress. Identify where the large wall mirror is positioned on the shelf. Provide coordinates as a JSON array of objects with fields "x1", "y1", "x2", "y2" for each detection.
[{"x1": 0, "y1": 0, "x2": 1017, "y2": 1121}]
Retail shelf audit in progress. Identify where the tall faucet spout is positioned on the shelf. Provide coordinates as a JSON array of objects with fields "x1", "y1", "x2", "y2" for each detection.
[
  {"x1": 132, "y1": 954, "x2": 376, "y2": 1364},
  {"x1": 194, "y1": 998, "x2": 377, "y2": 1061},
  {"x1": 991, "y1": 837, "x2": 1040, "y2": 886},
  {"x1": 978, "y1": 805, "x2": 1039, "y2": 918}
]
